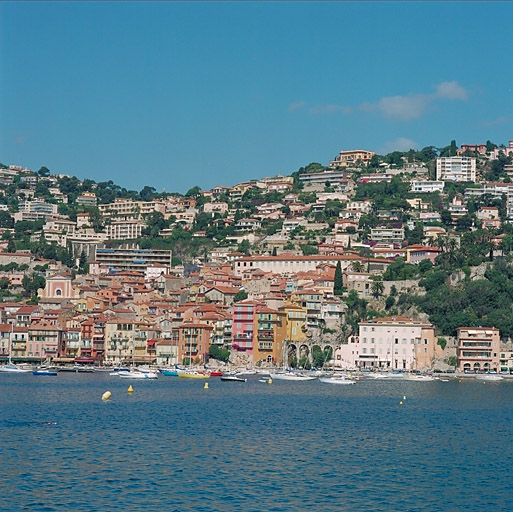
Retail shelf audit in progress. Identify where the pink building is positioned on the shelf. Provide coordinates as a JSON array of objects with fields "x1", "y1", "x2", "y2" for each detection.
[
  {"x1": 231, "y1": 300, "x2": 262, "y2": 355},
  {"x1": 405, "y1": 245, "x2": 442, "y2": 265}
]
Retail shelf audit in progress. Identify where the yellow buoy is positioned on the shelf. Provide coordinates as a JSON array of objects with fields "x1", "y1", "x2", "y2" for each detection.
[
  {"x1": 127, "y1": 385, "x2": 134, "y2": 393},
  {"x1": 102, "y1": 391, "x2": 111, "y2": 401},
  {"x1": 399, "y1": 401, "x2": 403, "y2": 405},
  {"x1": 268, "y1": 378, "x2": 273, "y2": 384},
  {"x1": 204, "y1": 382, "x2": 209, "y2": 389}
]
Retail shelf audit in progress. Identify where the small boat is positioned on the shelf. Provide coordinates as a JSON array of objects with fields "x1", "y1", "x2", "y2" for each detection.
[
  {"x1": 160, "y1": 369, "x2": 179, "y2": 376},
  {"x1": 178, "y1": 371, "x2": 210, "y2": 379},
  {"x1": 405, "y1": 374, "x2": 435, "y2": 382},
  {"x1": 0, "y1": 364, "x2": 32, "y2": 373},
  {"x1": 476, "y1": 373, "x2": 504, "y2": 381},
  {"x1": 118, "y1": 370, "x2": 158, "y2": 380},
  {"x1": 58, "y1": 365, "x2": 95, "y2": 373},
  {"x1": 270, "y1": 372, "x2": 317, "y2": 381},
  {"x1": 220, "y1": 375, "x2": 247, "y2": 382},
  {"x1": 319, "y1": 375, "x2": 356, "y2": 385},
  {"x1": 209, "y1": 371, "x2": 223, "y2": 377},
  {"x1": 373, "y1": 372, "x2": 404, "y2": 380},
  {"x1": 109, "y1": 368, "x2": 130, "y2": 376},
  {"x1": 33, "y1": 368, "x2": 58, "y2": 376}
]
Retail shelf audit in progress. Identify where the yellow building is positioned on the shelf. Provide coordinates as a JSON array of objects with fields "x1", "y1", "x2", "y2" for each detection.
[
  {"x1": 329, "y1": 149, "x2": 375, "y2": 168},
  {"x1": 252, "y1": 307, "x2": 285, "y2": 366}
]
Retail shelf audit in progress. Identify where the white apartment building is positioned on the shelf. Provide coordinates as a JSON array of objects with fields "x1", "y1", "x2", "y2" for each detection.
[
  {"x1": 105, "y1": 221, "x2": 144, "y2": 240},
  {"x1": 370, "y1": 227, "x2": 405, "y2": 243},
  {"x1": 465, "y1": 182, "x2": 513, "y2": 220},
  {"x1": 410, "y1": 180, "x2": 445, "y2": 193},
  {"x1": 334, "y1": 316, "x2": 438, "y2": 370},
  {"x1": 299, "y1": 169, "x2": 347, "y2": 186},
  {"x1": 233, "y1": 254, "x2": 391, "y2": 277},
  {"x1": 98, "y1": 199, "x2": 165, "y2": 221},
  {"x1": 436, "y1": 156, "x2": 476, "y2": 182}
]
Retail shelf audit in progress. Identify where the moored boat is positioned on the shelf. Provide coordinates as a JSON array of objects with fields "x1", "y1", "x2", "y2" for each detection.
[
  {"x1": 160, "y1": 369, "x2": 179, "y2": 376},
  {"x1": 269, "y1": 372, "x2": 317, "y2": 381},
  {"x1": 405, "y1": 374, "x2": 435, "y2": 382},
  {"x1": 0, "y1": 364, "x2": 32, "y2": 373},
  {"x1": 178, "y1": 371, "x2": 210, "y2": 379},
  {"x1": 319, "y1": 375, "x2": 355, "y2": 385},
  {"x1": 220, "y1": 375, "x2": 247, "y2": 382},
  {"x1": 118, "y1": 370, "x2": 158, "y2": 380},
  {"x1": 476, "y1": 373, "x2": 503, "y2": 381},
  {"x1": 33, "y1": 368, "x2": 58, "y2": 376}
]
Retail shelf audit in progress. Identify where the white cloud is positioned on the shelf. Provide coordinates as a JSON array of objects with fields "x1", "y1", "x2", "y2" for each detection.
[
  {"x1": 379, "y1": 137, "x2": 420, "y2": 154},
  {"x1": 435, "y1": 81, "x2": 468, "y2": 101},
  {"x1": 480, "y1": 116, "x2": 511, "y2": 127},
  {"x1": 288, "y1": 101, "x2": 306, "y2": 112},
  {"x1": 359, "y1": 81, "x2": 468, "y2": 121},
  {"x1": 308, "y1": 104, "x2": 352, "y2": 115},
  {"x1": 361, "y1": 94, "x2": 429, "y2": 121}
]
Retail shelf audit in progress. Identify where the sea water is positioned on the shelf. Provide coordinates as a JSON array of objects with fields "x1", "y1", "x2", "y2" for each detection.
[{"x1": 1, "y1": 374, "x2": 512, "y2": 512}]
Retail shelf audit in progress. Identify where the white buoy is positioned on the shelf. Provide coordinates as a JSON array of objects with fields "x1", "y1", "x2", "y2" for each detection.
[
  {"x1": 403, "y1": 396, "x2": 406, "y2": 400},
  {"x1": 102, "y1": 391, "x2": 112, "y2": 401}
]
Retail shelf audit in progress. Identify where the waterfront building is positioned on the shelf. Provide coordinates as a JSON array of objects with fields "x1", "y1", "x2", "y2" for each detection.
[
  {"x1": 253, "y1": 307, "x2": 286, "y2": 366},
  {"x1": 177, "y1": 321, "x2": 213, "y2": 365},
  {"x1": 457, "y1": 326, "x2": 500, "y2": 373},
  {"x1": 335, "y1": 316, "x2": 438, "y2": 371},
  {"x1": 231, "y1": 300, "x2": 261, "y2": 356}
]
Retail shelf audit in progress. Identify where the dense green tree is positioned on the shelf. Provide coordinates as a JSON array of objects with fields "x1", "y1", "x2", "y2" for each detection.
[
  {"x1": 486, "y1": 140, "x2": 497, "y2": 152},
  {"x1": 185, "y1": 185, "x2": 201, "y2": 197},
  {"x1": 0, "y1": 211, "x2": 14, "y2": 228},
  {"x1": 233, "y1": 289, "x2": 248, "y2": 303},
  {"x1": 334, "y1": 261, "x2": 343, "y2": 295},
  {"x1": 139, "y1": 185, "x2": 157, "y2": 201},
  {"x1": 237, "y1": 240, "x2": 251, "y2": 255},
  {"x1": 208, "y1": 345, "x2": 230, "y2": 363}
]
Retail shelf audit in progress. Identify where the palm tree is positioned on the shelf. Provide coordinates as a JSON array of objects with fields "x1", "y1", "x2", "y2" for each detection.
[{"x1": 370, "y1": 279, "x2": 385, "y2": 299}]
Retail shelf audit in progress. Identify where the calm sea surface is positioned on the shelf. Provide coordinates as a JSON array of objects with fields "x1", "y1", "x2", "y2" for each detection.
[{"x1": 1, "y1": 373, "x2": 512, "y2": 512}]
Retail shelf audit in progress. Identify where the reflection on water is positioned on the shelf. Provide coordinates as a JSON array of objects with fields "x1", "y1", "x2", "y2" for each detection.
[{"x1": 1, "y1": 374, "x2": 512, "y2": 511}]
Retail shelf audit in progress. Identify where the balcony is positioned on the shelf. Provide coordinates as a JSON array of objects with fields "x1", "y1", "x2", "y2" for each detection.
[
  {"x1": 258, "y1": 342, "x2": 273, "y2": 350},
  {"x1": 459, "y1": 351, "x2": 492, "y2": 359},
  {"x1": 257, "y1": 331, "x2": 274, "y2": 341}
]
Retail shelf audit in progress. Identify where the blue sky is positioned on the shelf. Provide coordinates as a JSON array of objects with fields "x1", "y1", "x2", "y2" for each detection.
[{"x1": 1, "y1": 1, "x2": 512, "y2": 194}]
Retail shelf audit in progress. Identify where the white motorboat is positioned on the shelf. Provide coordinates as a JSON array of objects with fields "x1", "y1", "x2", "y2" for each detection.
[
  {"x1": 476, "y1": 373, "x2": 503, "y2": 382},
  {"x1": 0, "y1": 364, "x2": 32, "y2": 373},
  {"x1": 405, "y1": 374, "x2": 435, "y2": 382},
  {"x1": 373, "y1": 372, "x2": 405, "y2": 380},
  {"x1": 270, "y1": 372, "x2": 317, "y2": 381},
  {"x1": 319, "y1": 375, "x2": 356, "y2": 385},
  {"x1": 118, "y1": 370, "x2": 158, "y2": 380}
]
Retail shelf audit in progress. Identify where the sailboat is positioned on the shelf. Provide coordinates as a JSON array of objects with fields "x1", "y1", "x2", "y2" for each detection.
[{"x1": 0, "y1": 324, "x2": 32, "y2": 373}]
